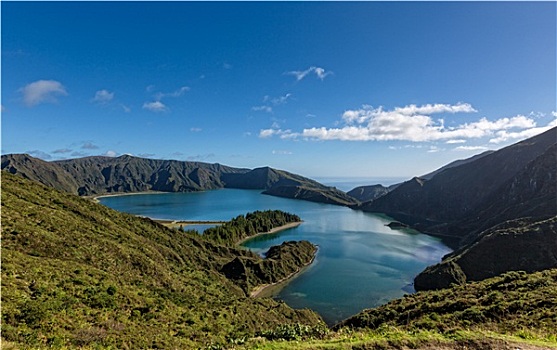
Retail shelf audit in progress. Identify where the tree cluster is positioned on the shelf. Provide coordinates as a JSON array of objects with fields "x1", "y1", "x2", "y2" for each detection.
[{"x1": 203, "y1": 210, "x2": 301, "y2": 245}]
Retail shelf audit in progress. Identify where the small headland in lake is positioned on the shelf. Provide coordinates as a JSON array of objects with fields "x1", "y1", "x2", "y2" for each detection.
[{"x1": 153, "y1": 209, "x2": 318, "y2": 299}]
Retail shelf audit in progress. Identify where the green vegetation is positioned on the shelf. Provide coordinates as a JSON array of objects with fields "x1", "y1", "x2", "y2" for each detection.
[
  {"x1": 221, "y1": 240, "x2": 317, "y2": 295},
  {"x1": 337, "y1": 269, "x2": 557, "y2": 342},
  {"x1": 3, "y1": 172, "x2": 556, "y2": 350},
  {"x1": 234, "y1": 269, "x2": 557, "y2": 349},
  {"x1": 1, "y1": 173, "x2": 322, "y2": 349},
  {"x1": 203, "y1": 210, "x2": 301, "y2": 245}
]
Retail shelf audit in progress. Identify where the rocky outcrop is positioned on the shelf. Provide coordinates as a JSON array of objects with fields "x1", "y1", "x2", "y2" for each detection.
[{"x1": 414, "y1": 216, "x2": 557, "y2": 291}]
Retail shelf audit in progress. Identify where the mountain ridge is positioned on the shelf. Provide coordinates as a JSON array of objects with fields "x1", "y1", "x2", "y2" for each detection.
[
  {"x1": 1, "y1": 153, "x2": 358, "y2": 206},
  {"x1": 357, "y1": 127, "x2": 557, "y2": 241}
]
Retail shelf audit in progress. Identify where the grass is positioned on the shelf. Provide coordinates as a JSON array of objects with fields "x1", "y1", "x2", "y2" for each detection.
[
  {"x1": 2, "y1": 172, "x2": 556, "y2": 350},
  {"x1": 1, "y1": 173, "x2": 322, "y2": 349}
]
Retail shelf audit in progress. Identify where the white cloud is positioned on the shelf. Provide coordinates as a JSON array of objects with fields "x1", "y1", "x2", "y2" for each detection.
[
  {"x1": 52, "y1": 148, "x2": 72, "y2": 154},
  {"x1": 254, "y1": 93, "x2": 292, "y2": 113},
  {"x1": 21, "y1": 80, "x2": 67, "y2": 106},
  {"x1": 259, "y1": 128, "x2": 278, "y2": 138},
  {"x1": 488, "y1": 119, "x2": 557, "y2": 144},
  {"x1": 81, "y1": 142, "x2": 99, "y2": 150},
  {"x1": 104, "y1": 150, "x2": 118, "y2": 157},
  {"x1": 265, "y1": 93, "x2": 292, "y2": 105},
  {"x1": 92, "y1": 89, "x2": 114, "y2": 104},
  {"x1": 258, "y1": 127, "x2": 294, "y2": 139},
  {"x1": 121, "y1": 104, "x2": 131, "y2": 113},
  {"x1": 138, "y1": 153, "x2": 156, "y2": 158},
  {"x1": 143, "y1": 101, "x2": 168, "y2": 113},
  {"x1": 154, "y1": 86, "x2": 190, "y2": 100},
  {"x1": 190, "y1": 127, "x2": 202, "y2": 132},
  {"x1": 223, "y1": 62, "x2": 233, "y2": 70},
  {"x1": 446, "y1": 139, "x2": 466, "y2": 144},
  {"x1": 252, "y1": 105, "x2": 273, "y2": 113},
  {"x1": 552, "y1": 111, "x2": 557, "y2": 117},
  {"x1": 285, "y1": 66, "x2": 333, "y2": 81},
  {"x1": 71, "y1": 151, "x2": 88, "y2": 157},
  {"x1": 263, "y1": 102, "x2": 553, "y2": 144},
  {"x1": 272, "y1": 150, "x2": 293, "y2": 155},
  {"x1": 455, "y1": 146, "x2": 489, "y2": 151}
]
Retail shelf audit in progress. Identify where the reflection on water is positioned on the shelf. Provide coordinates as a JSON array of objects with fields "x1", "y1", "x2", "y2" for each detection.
[{"x1": 99, "y1": 189, "x2": 452, "y2": 325}]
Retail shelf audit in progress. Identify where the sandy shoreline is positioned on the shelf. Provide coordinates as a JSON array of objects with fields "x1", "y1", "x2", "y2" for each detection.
[
  {"x1": 236, "y1": 221, "x2": 302, "y2": 245},
  {"x1": 90, "y1": 191, "x2": 167, "y2": 202},
  {"x1": 154, "y1": 219, "x2": 226, "y2": 229},
  {"x1": 250, "y1": 248, "x2": 317, "y2": 298}
]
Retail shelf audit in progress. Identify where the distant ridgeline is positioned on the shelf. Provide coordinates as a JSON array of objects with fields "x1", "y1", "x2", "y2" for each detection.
[
  {"x1": 0, "y1": 153, "x2": 358, "y2": 206},
  {"x1": 202, "y1": 210, "x2": 301, "y2": 245}
]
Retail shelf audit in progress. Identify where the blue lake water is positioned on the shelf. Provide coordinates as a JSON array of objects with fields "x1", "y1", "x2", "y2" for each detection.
[{"x1": 99, "y1": 187, "x2": 451, "y2": 325}]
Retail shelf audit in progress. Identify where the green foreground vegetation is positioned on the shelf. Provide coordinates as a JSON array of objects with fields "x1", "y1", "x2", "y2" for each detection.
[
  {"x1": 1, "y1": 173, "x2": 321, "y2": 349},
  {"x1": 2, "y1": 173, "x2": 556, "y2": 349}
]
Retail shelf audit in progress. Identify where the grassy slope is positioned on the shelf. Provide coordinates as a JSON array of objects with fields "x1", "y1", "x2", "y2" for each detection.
[
  {"x1": 1, "y1": 173, "x2": 322, "y2": 349},
  {"x1": 3, "y1": 172, "x2": 556, "y2": 350},
  {"x1": 239, "y1": 269, "x2": 557, "y2": 349}
]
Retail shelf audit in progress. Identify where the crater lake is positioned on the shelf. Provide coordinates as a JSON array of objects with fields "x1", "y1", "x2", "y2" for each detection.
[{"x1": 98, "y1": 188, "x2": 451, "y2": 324}]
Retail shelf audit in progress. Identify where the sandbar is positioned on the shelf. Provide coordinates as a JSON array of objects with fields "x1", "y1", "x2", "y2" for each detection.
[{"x1": 236, "y1": 221, "x2": 302, "y2": 245}]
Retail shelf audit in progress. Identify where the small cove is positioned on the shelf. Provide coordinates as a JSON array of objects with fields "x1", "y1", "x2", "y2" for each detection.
[{"x1": 99, "y1": 188, "x2": 452, "y2": 325}]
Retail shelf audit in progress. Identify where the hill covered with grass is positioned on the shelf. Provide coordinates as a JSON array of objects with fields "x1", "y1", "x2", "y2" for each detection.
[
  {"x1": 239, "y1": 269, "x2": 557, "y2": 349},
  {"x1": 3, "y1": 172, "x2": 557, "y2": 350},
  {"x1": 1, "y1": 173, "x2": 323, "y2": 349}
]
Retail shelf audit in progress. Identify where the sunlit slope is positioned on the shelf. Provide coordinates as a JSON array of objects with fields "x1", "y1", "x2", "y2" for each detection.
[{"x1": 1, "y1": 173, "x2": 322, "y2": 349}]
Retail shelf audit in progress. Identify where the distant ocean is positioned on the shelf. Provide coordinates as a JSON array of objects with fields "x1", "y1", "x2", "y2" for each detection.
[{"x1": 313, "y1": 176, "x2": 408, "y2": 192}]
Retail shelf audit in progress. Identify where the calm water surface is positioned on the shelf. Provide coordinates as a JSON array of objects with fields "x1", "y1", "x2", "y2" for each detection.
[{"x1": 99, "y1": 188, "x2": 451, "y2": 324}]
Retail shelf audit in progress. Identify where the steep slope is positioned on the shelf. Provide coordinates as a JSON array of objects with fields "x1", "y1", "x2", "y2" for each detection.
[
  {"x1": 54, "y1": 154, "x2": 243, "y2": 195},
  {"x1": 414, "y1": 216, "x2": 557, "y2": 290},
  {"x1": 337, "y1": 269, "x2": 557, "y2": 341},
  {"x1": 1, "y1": 173, "x2": 322, "y2": 348},
  {"x1": 347, "y1": 184, "x2": 390, "y2": 202},
  {"x1": 358, "y1": 127, "x2": 557, "y2": 239},
  {"x1": 420, "y1": 150, "x2": 495, "y2": 180},
  {"x1": 225, "y1": 166, "x2": 359, "y2": 205},
  {"x1": 412, "y1": 144, "x2": 557, "y2": 290},
  {"x1": 263, "y1": 183, "x2": 358, "y2": 206},
  {"x1": 1, "y1": 154, "x2": 357, "y2": 206},
  {"x1": 455, "y1": 143, "x2": 557, "y2": 242},
  {"x1": 1, "y1": 153, "x2": 80, "y2": 193}
]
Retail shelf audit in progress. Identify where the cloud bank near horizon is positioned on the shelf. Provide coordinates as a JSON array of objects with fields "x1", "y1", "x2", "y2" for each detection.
[{"x1": 259, "y1": 102, "x2": 557, "y2": 145}]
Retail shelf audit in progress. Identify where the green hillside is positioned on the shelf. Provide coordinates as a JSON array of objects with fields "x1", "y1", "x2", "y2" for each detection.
[
  {"x1": 3, "y1": 172, "x2": 557, "y2": 350},
  {"x1": 1, "y1": 173, "x2": 322, "y2": 349},
  {"x1": 241, "y1": 269, "x2": 557, "y2": 349}
]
